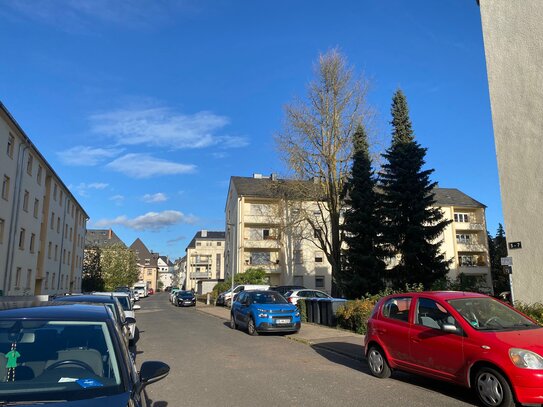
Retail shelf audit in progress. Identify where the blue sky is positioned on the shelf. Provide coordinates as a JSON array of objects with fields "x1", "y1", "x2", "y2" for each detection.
[{"x1": 0, "y1": 0, "x2": 501, "y2": 258}]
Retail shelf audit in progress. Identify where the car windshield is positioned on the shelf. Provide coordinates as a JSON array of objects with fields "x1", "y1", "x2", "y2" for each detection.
[
  {"x1": 177, "y1": 292, "x2": 193, "y2": 298},
  {"x1": 0, "y1": 320, "x2": 122, "y2": 402},
  {"x1": 448, "y1": 297, "x2": 540, "y2": 331},
  {"x1": 251, "y1": 292, "x2": 288, "y2": 304},
  {"x1": 283, "y1": 291, "x2": 293, "y2": 297},
  {"x1": 115, "y1": 296, "x2": 131, "y2": 311}
]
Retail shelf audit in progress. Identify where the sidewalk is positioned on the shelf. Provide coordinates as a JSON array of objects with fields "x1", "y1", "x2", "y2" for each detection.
[{"x1": 195, "y1": 302, "x2": 366, "y2": 362}]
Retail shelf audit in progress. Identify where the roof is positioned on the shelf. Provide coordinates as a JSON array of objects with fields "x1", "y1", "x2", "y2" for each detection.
[
  {"x1": 86, "y1": 229, "x2": 126, "y2": 248},
  {"x1": 386, "y1": 291, "x2": 490, "y2": 301},
  {"x1": 0, "y1": 302, "x2": 110, "y2": 320},
  {"x1": 186, "y1": 230, "x2": 225, "y2": 250},
  {"x1": 159, "y1": 256, "x2": 174, "y2": 267},
  {"x1": 0, "y1": 101, "x2": 89, "y2": 220},
  {"x1": 52, "y1": 294, "x2": 119, "y2": 305},
  {"x1": 432, "y1": 188, "x2": 486, "y2": 209},
  {"x1": 129, "y1": 238, "x2": 158, "y2": 267},
  {"x1": 230, "y1": 176, "x2": 324, "y2": 200}
]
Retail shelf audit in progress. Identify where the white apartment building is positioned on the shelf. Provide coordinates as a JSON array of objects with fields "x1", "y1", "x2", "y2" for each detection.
[
  {"x1": 225, "y1": 175, "x2": 333, "y2": 293},
  {"x1": 157, "y1": 255, "x2": 175, "y2": 289},
  {"x1": 225, "y1": 175, "x2": 491, "y2": 294},
  {"x1": 0, "y1": 102, "x2": 88, "y2": 296},
  {"x1": 185, "y1": 231, "x2": 225, "y2": 294}
]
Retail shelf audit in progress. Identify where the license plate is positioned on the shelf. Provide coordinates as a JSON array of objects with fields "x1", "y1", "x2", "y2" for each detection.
[{"x1": 275, "y1": 319, "x2": 290, "y2": 324}]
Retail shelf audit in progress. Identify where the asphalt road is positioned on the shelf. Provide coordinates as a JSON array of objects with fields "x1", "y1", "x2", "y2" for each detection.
[{"x1": 134, "y1": 292, "x2": 478, "y2": 407}]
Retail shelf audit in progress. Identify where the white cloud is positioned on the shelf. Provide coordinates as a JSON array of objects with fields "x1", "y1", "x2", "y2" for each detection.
[
  {"x1": 90, "y1": 107, "x2": 248, "y2": 150},
  {"x1": 94, "y1": 210, "x2": 197, "y2": 231},
  {"x1": 106, "y1": 153, "x2": 195, "y2": 179},
  {"x1": 58, "y1": 146, "x2": 122, "y2": 166},
  {"x1": 142, "y1": 193, "x2": 168, "y2": 203},
  {"x1": 167, "y1": 236, "x2": 186, "y2": 245},
  {"x1": 73, "y1": 182, "x2": 109, "y2": 196},
  {"x1": 109, "y1": 194, "x2": 125, "y2": 205}
]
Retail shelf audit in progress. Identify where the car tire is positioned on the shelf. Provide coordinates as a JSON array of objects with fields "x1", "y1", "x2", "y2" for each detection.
[
  {"x1": 230, "y1": 314, "x2": 237, "y2": 330},
  {"x1": 367, "y1": 346, "x2": 391, "y2": 379},
  {"x1": 247, "y1": 317, "x2": 258, "y2": 336},
  {"x1": 474, "y1": 367, "x2": 515, "y2": 407}
]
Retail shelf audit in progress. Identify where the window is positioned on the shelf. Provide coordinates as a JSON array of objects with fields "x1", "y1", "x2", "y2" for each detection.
[
  {"x1": 70, "y1": 227, "x2": 73, "y2": 241},
  {"x1": 315, "y1": 276, "x2": 325, "y2": 289},
  {"x1": 147, "y1": 269, "x2": 152, "y2": 276},
  {"x1": 65, "y1": 224, "x2": 68, "y2": 238},
  {"x1": 68, "y1": 251, "x2": 71, "y2": 265},
  {"x1": 63, "y1": 249, "x2": 66, "y2": 264},
  {"x1": 459, "y1": 255, "x2": 475, "y2": 267},
  {"x1": 216, "y1": 253, "x2": 221, "y2": 273},
  {"x1": 33, "y1": 198, "x2": 39, "y2": 218},
  {"x1": 0, "y1": 218, "x2": 4, "y2": 244},
  {"x1": 45, "y1": 272, "x2": 49, "y2": 289},
  {"x1": 30, "y1": 233, "x2": 36, "y2": 253},
  {"x1": 53, "y1": 184, "x2": 58, "y2": 201},
  {"x1": 416, "y1": 297, "x2": 459, "y2": 331},
  {"x1": 57, "y1": 217, "x2": 60, "y2": 233},
  {"x1": 48, "y1": 242, "x2": 52, "y2": 259},
  {"x1": 250, "y1": 252, "x2": 270, "y2": 265},
  {"x1": 18, "y1": 228, "x2": 25, "y2": 249},
  {"x1": 456, "y1": 234, "x2": 472, "y2": 244},
  {"x1": 54, "y1": 245, "x2": 58, "y2": 261},
  {"x1": 145, "y1": 259, "x2": 150, "y2": 266},
  {"x1": 2, "y1": 175, "x2": 10, "y2": 200},
  {"x1": 26, "y1": 154, "x2": 33, "y2": 175},
  {"x1": 314, "y1": 228, "x2": 322, "y2": 239},
  {"x1": 7, "y1": 134, "x2": 14, "y2": 158},
  {"x1": 293, "y1": 276, "x2": 304, "y2": 286},
  {"x1": 22, "y1": 190, "x2": 29, "y2": 212},
  {"x1": 382, "y1": 297, "x2": 412, "y2": 322},
  {"x1": 26, "y1": 269, "x2": 32, "y2": 289},
  {"x1": 454, "y1": 213, "x2": 470, "y2": 223},
  {"x1": 50, "y1": 212, "x2": 54, "y2": 229},
  {"x1": 37, "y1": 165, "x2": 42, "y2": 185},
  {"x1": 294, "y1": 250, "x2": 303, "y2": 264},
  {"x1": 314, "y1": 251, "x2": 323, "y2": 263},
  {"x1": 217, "y1": 241, "x2": 222, "y2": 246},
  {"x1": 59, "y1": 190, "x2": 63, "y2": 206},
  {"x1": 15, "y1": 267, "x2": 21, "y2": 288},
  {"x1": 196, "y1": 242, "x2": 202, "y2": 246},
  {"x1": 52, "y1": 273, "x2": 56, "y2": 288}
]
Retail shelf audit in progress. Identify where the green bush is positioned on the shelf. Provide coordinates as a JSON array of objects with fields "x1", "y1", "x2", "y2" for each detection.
[
  {"x1": 515, "y1": 302, "x2": 543, "y2": 326},
  {"x1": 296, "y1": 299, "x2": 307, "y2": 323},
  {"x1": 211, "y1": 268, "x2": 268, "y2": 301}
]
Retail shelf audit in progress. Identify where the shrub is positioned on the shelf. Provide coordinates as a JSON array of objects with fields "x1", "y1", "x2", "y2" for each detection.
[
  {"x1": 296, "y1": 299, "x2": 307, "y2": 323},
  {"x1": 515, "y1": 302, "x2": 543, "y2": 326},
  {"x1": 336, "y1": 299, "x2": 376, "y2": 334}
]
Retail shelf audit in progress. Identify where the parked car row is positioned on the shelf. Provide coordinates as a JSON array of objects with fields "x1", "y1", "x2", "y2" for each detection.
[
  {"x1": 216, "y1": 284, "x2": 332, "y2": 307},
  {"x1": 0, "y1": 290, "x2": 169, "y2": 406},
  {"x1": 365, "y1": 291, "x2": 543, "y2": 407}
]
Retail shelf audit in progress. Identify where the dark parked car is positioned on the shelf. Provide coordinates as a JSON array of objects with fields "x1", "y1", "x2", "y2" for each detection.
[
  {"x1": 269, "y1": 285, "x2": 306, "y2": 296},
  {"x1": 0, "y1": 301, "x2": 169, "y2": 406},
  {"x1": 52, "y1": 294, "x2": 134, "y2": 345},
  {"x1": 230, "y1": 290, "x2": 301, "y2": 335},
  {"x1": 174, "y1": 291, "x2": 196, "y2": 307}
]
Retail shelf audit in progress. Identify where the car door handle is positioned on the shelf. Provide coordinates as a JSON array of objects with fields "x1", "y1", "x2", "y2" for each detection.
[
  {"x1": 376, "y1": 329, "x2": 387, "y2": 335},
  {"x1": 411, "y1": 338, "x2": 421, "y2": 344}
]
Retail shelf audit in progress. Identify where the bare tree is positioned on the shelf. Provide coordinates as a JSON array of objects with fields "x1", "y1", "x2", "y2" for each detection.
[{"x1": 275, "y1": 49, "x2": 373, "y2": 295}]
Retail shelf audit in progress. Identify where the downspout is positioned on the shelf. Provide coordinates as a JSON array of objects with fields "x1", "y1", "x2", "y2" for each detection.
[
  {"x1": 4, "y1": 143, "x2": 29, "y2": 295},
  {"x1": 56, "y1": 193, "x2": 69, "y2": 291}
]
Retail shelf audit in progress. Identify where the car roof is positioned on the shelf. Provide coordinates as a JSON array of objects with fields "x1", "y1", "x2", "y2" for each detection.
[
  {"x1": 386, "y1": 291, "x2": 490, "y2": 301},
  {"x1": 53, "y1": 294, "x2": 119, "y2": 304},
  {"x1": 245, "y1": 290, "x2": 280, "y2": 295},
  {"x1": 94, "y1": 292, "x2": 129, "y2": 298},
  {"x1": 0, "y1": 301, "x2": 111, "y2": 320}
]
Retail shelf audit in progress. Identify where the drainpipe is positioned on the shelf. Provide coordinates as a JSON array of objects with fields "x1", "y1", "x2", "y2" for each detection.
[
  {"x1": 4, "y1": 143, "x2": 29, "y2": 295},
  {"x1": 56, "y1": 193, "x2": 69, "y2": 292}
]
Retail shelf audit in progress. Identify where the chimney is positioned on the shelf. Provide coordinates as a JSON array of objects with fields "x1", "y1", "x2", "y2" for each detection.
[
  {"x1": 201, "y1": 230, "x2": 207, "y2": 238},
  {"x1": 271, "y1": 173, "x2": 277, "y2": 181},
  {"x1": 108, "y1": 228, "x2": 112, "y2": 240}
]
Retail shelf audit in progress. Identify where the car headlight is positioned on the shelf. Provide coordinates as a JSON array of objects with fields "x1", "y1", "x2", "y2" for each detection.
[
  {"x1": 257, "y1": 308, "x2": 270, "y2": 318},
  {"x1": 295, "y1": 312, "x2": 300, "y2": 317},
  {"x1": 510, "y1": 348, "x2": 543, "y2": 369}
]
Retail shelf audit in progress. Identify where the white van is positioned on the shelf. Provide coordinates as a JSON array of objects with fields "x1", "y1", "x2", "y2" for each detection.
[
  {"x1": 217, "y1": 284, "x2": 270, "y2": 307},
  {"x1": 133, "y1": 282, "x2": 148, "y2": 298}
]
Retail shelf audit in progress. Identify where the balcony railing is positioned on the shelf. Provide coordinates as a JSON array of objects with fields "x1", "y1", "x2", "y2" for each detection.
[
  {"x1": 456, "y1": 242, "x2": 486, "y2": 252},
  {"x1": 189, "y1": 272, "x2": 212, "y2": 279},
  {"x1": 457, "y1": 265, "x2": 490, "y2": 275},
  {"x1": 243, "y1": 262, "x2": 282, "y2": 274},
  {"x1": 243, "y1": 239, "x2": 281, "y2": 249},
  {"x1": 455, "y1": 222, "x2": 484, "y2": 231}
]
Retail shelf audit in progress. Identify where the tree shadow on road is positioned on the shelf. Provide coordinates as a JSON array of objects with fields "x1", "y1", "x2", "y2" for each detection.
[{"x1": 311, "y1": 344, "x2": 478, "y2": 406}]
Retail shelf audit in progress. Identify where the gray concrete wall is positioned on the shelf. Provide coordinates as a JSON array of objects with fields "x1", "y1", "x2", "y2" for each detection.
[{"x1": 480, "y1": 0, "x2": 543, "y2": 303}]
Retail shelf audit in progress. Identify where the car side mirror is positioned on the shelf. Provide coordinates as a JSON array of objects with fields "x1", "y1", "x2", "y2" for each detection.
[
  {"x1": 442, "y1": 324, "x2": 457, "y2": 333},
  {"x1": 124, "y1": 317, "x2": 136, "y2": 325},
  {"x1": 133, "y1": 304, "x2": 141, "y2": 310},
  {"x1": 140, "y1": 361, "x2": 170, "y2": 386}
]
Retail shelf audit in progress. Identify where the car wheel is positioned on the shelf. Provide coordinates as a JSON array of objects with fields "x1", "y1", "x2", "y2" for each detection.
[
  {"x1": 367, "y1": 346, "x2": 391, "y2": 379},
  {"x1": 230, "y1": 314, "x2": 237, "y2": 330},
  {"x1": 475, "y1": 367, "x2": 515, "y2": 407},
  {"x1": 247, "y1": 317, "x2": 258, "y2": 336}
]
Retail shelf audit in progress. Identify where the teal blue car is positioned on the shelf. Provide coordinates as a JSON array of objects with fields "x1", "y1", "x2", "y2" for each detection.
[{"x1": 230, "y1": 290, "x2": 301, "y2": 335}]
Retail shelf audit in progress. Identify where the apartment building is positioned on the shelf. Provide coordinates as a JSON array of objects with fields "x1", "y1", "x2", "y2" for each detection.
[
  {"x1": 157, "y1": 255, "x2": 175, "y2": 289},
  {"x1": 185, "y1": 230, "x2": 225, "y2": 294},
  {"x1": 0, "y1": 102, "x2": 88, "y2": 296},
  {"x1": 225, "y1": 175, "x2": 333, "y2": 293},
  {"x1": 129, "y1": 238, "x2": 159, "y2": 292},
  {"x1": 433, "y1": 188, "x2": 492, "y2": 290},
  {"x1": 479, "y1": 0, "x2": 542, "y2": 303},
  {"x1": 225, "y1": 175, "x2": 491, "y2": 294}
]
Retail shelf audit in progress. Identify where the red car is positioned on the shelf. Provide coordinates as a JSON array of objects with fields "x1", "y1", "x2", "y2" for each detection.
[
  {"x1": 148, "y1": 288, "x2": 154, "y2": 295},
  {"x1": 364, "y1": 291, "x2": 543, "y2": 407}
]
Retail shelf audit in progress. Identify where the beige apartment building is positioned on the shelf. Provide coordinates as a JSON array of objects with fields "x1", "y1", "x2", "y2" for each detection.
[
  {"x1": 0, "y1": 102, "x2": 88, "y2": 296},
  {"x1": 478, "y1": 1, "x2": 543, "y2": 303},
  {"x1": 225, "y1": 175, "x2": 491, "y2": 294},
  {"x1": 185, "y1": 230, "x2": 225, "y2": 294}
]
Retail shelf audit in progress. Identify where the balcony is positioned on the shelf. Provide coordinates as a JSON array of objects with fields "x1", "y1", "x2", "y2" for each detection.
[
  {"x1": 243, "y1": 238, "x2": 281, "y2": 249},
  {"x1": 455, "y1": 222, "x2": 484, "y2": 231},
  {"x1": 189, "y1": 272, "x2": 212, "y2": 279},
  {"x1": 243, "y1": 262, "x2": 282, "y2": 274},
  {"x1": 190, "y1": 257, "x2": 212, "y2": 265},
  {"x1": 457, "y1": 265, "x2": 491, "y2": 275},
  {"x1": 243, "y1": 214, "x2": 279, "y2": 225},
  {"x1": 456, "y1": 242, "x2": 486, "y2": 252}
]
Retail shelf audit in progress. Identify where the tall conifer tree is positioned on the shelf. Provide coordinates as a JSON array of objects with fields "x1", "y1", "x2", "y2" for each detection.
[
  {"x1": 380, "y1": 90, "x2": 451, "y2": 289},
  {"x1": 341, "y1": 125, "x2": 385, "y2": 297}
]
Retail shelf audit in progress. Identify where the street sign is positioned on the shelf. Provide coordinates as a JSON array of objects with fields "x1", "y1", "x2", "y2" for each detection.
[
  {"x1": 500, "y1": 256, "x2": 513, "y2": 266},
  {"x1": 509, "y1": 241, "x2": 522, "y2": 250}
]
